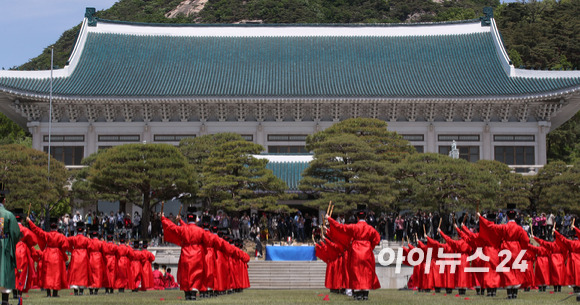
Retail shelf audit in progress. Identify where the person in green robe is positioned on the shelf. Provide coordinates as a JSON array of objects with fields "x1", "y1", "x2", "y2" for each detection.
[{"x1": 0, "y1": 196, "x2": 22, "y2": 305}]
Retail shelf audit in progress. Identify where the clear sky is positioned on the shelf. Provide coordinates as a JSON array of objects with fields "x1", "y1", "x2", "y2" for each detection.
[{"x1": 0, "y1": 0, "x2": 118, "y2": 70}]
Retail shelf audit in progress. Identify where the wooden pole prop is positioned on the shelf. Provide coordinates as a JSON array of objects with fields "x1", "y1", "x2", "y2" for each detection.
[
  {"x1": 326, "y1": 201, "x2": 332, "y2": 216},
  {"x1": 552, "y1": 222, "x2": 556, "y2": 236},
  {"x1": 27, "y1": 202, "x2": 32, "y2": 218},
  {"x1": 423, "y1": 224, "x2": 426, "y2": 237},
  {"x1": 329, "y1": 205, "x2": 334, "y2": 218},
  {"x1": 178, "y1": 204, "x2": 183, "y2": 218},
  {"x1": 462, "y1": 214, "x2": 467, "y2": 225},
  {"x1": 573, "y1": 218, "x2": 576, "y2": 228},
  {"x1": 161, "y1": 201, "x2": 165, "y2": 215},
  {"x1": 438, "y1": 217, "x2": 442, "y2": 230}
]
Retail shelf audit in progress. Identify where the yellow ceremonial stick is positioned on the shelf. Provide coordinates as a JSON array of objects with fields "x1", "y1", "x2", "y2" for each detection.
[
  {"x1": 573, "y1": 218, "x2": 576, "y2": 228},
  {"x1": 329, "y1": 205, "x2": 334, "y2": 218},
  {"x1": 552, "y1": 222, "x2": 556, "y2": 235},
  {"x1": 462, "y1": 214, "x2": 467, "y2": 225},
  {"x1": 326, "y1": 201, "x2": 332, "y2": 216},
  {"x1": 27, "y1": 202, "x2": 32, "y2": 218}
]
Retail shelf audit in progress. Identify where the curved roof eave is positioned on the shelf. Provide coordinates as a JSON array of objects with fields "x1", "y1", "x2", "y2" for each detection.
[{"x1": 2, "y1": 86, "x2": 579, "y2": 104}]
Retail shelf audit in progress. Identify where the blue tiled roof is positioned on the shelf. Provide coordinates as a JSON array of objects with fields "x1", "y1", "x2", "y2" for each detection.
[
  {"x1": 266, "y1": 161, "x2": 310, "y2": 192},
  {"x1": 1, "y1": 22, "x2": 579, "y2": 98}
]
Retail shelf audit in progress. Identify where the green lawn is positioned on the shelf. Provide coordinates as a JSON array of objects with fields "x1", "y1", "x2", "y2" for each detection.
[{"x1": 16, "y1": 288, "x2": 580, "y2": 304}]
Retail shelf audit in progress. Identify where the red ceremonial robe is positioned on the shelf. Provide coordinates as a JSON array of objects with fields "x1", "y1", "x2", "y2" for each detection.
[
  {"x1": 323, "y1": 239, "x2": 343, "y2": 289},
  {"x1": 30, "y1": 248, "x2": 42, "y2": 289},
  {"x1": 140, "y1": 249, "x2": 155, "y2": 291},
  {"x1": 28, "y1": 220, "x2": 69, "y2": 290},
  {"x1": 424, "y1": 238, "x2": 446, "y2": 288},
  {"x1": 326, "y1": 226, "x2": 351, "y2": 289},
  {"x1": 460, "y1": 225, "x2": 501, "y2": 289},
  {"x1": 479, "y1": 216, "x2": 529, "y2": 287},
  {"x1": 67, "y1": 234, "x2": 91, "y2": 288},
  {"x1": 214, "y1": 238, "x2": 230, "y2": 292},
  {"x1": 162, "y1": 216, "x2": 206, "y2": 291},
  {"x1": 328, "y1": 217, "x2": 381, "y2": 290},
  {"x1": 15, "y1": 224, "x2": 39, "y2": 292},
  {"x1": 130, "y1": 250, "x2": 144, "y2": 290},
  {"x1": 405, "y1": 244, "x2": 421, "y2": 290},
  {"x1": 534, "y1": 236, "x2": 567, "y2": 286},
  {"x1": 555, "y1": 231, "x2": 580, "y2": 287},
  {"x1": 519, "y1": 244, "x2": 536, "y2": 289},
  {"x1": 202, "y1": 230, "x2": 217, "y2": 291},
  {"x1": 115, "y1": 243, "x2": 132, "y2": 289},
  {"x1": 427, "y1": 236, "x2": 456, "y2": 289},
  {"x1": 152, "y1": 270, "x2": 164, "y2": 290},
  {"x1": 316, "y1": 241, "x2": 334, "y2": 289},
  {"x1": 440, "y1": 231, "x2": 472, "y2": 289},
  {"x1": 416, "y1": 241, "x2": 434, "y2": 290},
  {"x1": 88, "y1": 238, "x2": 107, "y2": 288},
  {"x1": 527, "y1": 244, "x2": 549, "y2": 287},
  {"x1": 164, "y1": 272, "x2": 179, "y2": 289},
  {"x1": 102, "y1": 241, "x2": 118, "y2": 289},
  {"x1": 241, "y1": 251, "x2": 250, "y2": 289}
]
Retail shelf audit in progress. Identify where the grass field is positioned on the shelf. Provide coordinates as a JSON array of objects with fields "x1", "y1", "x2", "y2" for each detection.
[{"x1": 15, "y1": 288, "x2": 580, "y2": 304}]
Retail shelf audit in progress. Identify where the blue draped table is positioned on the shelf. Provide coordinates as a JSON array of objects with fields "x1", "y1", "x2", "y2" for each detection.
[{"x1": 265, "y1": 246, "x2": 317, "y2": 261}]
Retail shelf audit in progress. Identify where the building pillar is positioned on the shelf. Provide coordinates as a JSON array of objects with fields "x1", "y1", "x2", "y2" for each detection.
[
  {"x1": 256, "y1": 123, "x2": 265, "y2": 148},
  {"x1": 143, "y1": 124, "x2": 152, "y2": 144},
  {"x1": 426, "y1": 123, "x2": 436, "y2": 153},
  {"x1": 86, "y1": 124, "x2": 97, "y2": 157},
  {"x1": 537, "y1": 121, "x2": 550, "y2": 165},
  {"x1": 482, "y1": 124, "x2": 492, "y2": 160},
  {"x1": 28, "y1": 122, "x2": 41, "y2": 151}
]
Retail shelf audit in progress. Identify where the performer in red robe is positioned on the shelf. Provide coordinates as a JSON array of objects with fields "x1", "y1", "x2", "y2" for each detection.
[
  {"x1": 14, "y1": 212, "x2": 39, "y2": 300},
  {"x1": 555, "y1": 230, "x2": 580, "y2": 297},
  {"x1": 129, "y1": 241, "x2": 144, "y2": 292},
  {"x1": 459, "y1": 224, "x2": 500, "y2": 296},
  {"x1": 67, "y1": 222, "x2": 90, "y2": 296},
  {"x1": 327, "y1": 208, "x2": 380, "y2": 301},
  {"x1": 162, "y1": 213, "x2": 206, "y2": 301},
  {"x1": 213, "y1": 233, "x2": 230, "y2": 294},
  {"x1": 27, "y1": 217, "x2": 69, "y2": 297},
  {"x1": 533, "y1": 233, "x2": 567, "y2": 292},
  {"x1": 152, "y1": 263, "x2": 165, "y2": 290},
  {"x1": 326, "y1": 222, "x2": 351, "y2": 292},
  {"x1": 115, "y1": 234, "x2": 132, "y2": 293},
  {"x1": 527, "y1": 244, "x2": 550, "y2": 291},
  {"x1": 164, "y1": 267, "x2": 179, "y2": 289},
  {"x1": 426, "y1": 235, "x2": 455, "y2": 293},
  {"x1": 416, "y1": 238, "x2": 441, "y2": 292},
  {"x1": 87, "y1": 231, "x2": 106, "y2": 295},
  {"x1": 439, "y1": 227, "x2": 472, "y2": 295},
  {"x1": 478, "y1": 209, "x2": 529, "y2": 299},
  {"x1": 140, "y1": 241, "x2": 155, "y2": 291},
  {"x1": 102, "y1": 234, "x2": 118, "y2": 294},
  {"x1": 200, "y1": 224, "x2": 216, "y2": 297}
]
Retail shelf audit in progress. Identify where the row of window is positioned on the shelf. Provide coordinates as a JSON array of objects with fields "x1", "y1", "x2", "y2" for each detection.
[
  {"x1": 44, "y1": 134, "x2": 536, "y2": 144},
  {"x1": 45, "y1": 145, "x2": 535, "y2": 167}
]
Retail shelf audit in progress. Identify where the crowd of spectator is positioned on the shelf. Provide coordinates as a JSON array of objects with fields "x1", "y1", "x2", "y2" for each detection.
[{"x1": 36, "y1": 207, "x2": 577, "y2": 246}]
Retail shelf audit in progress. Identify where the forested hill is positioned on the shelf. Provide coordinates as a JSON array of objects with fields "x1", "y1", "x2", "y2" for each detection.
[{"x1": 3, "y1": 0, "x2": 580, "y2": 162}]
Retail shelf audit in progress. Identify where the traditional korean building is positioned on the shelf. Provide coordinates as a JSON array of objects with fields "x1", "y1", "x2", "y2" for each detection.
[{"x1": 0, "y1": 8, "x2": 579, "y2": 172}]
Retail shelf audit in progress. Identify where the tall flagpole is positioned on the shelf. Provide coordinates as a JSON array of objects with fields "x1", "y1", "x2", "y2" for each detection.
[{"x1": 48, "y1": 46, "x2": 53, "y2": 183}]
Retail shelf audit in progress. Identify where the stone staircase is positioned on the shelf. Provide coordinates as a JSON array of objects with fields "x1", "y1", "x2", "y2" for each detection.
[{"x1": 248, "y1": 260, "x2": 327, "y2": 289}]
